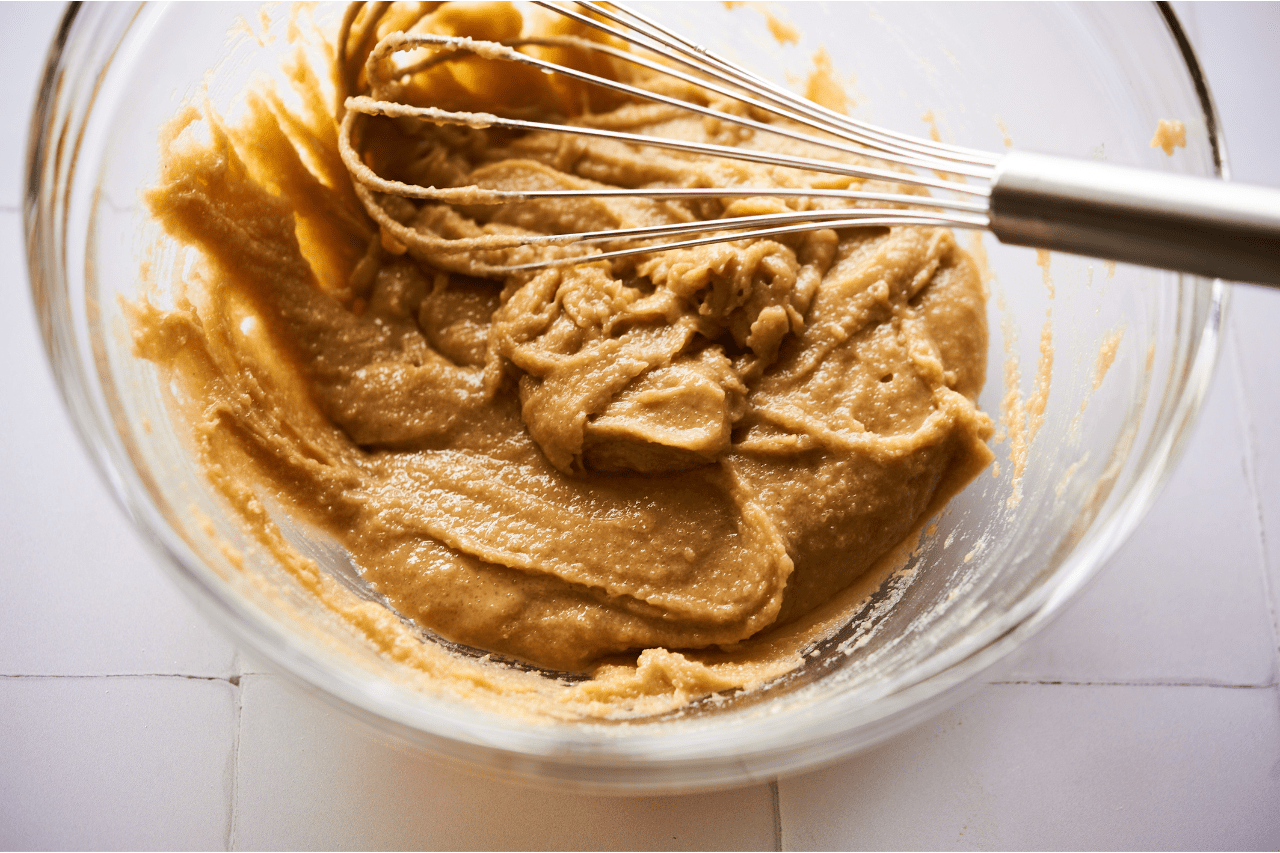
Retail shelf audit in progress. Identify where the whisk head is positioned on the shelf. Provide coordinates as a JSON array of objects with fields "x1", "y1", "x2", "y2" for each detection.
[{"x1": 337, "y1": 1, "x2": 1001, "y2": 274}]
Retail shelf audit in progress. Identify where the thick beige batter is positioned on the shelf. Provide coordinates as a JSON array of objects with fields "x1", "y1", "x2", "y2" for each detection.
[
  {"x1": 131, "y1": 2, "x2": 993, "y2": 714},
  {"x1": 1151, "y1": 118, "x2": 1186, "y2": 156}
]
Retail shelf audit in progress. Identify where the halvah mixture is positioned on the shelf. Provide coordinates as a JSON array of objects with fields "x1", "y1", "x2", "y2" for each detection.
[{"x1": 131, "y1": 2, "x2": 993, "y2": 717}]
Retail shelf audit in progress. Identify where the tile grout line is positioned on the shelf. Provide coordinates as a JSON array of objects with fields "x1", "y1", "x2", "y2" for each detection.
[
  {"x1": 770, "y1": 778, "x2": 782, "y2": 851},
  {"x1": 0, "y1": 669, "x2": 249, "y2": 846},
  {"x1": 1224, "y1": 321, "x2": 1280, "y2": 681},
  {"x1": 988, "y1": 680, "x2": 1279, "y2": 689},
  {"x1": 226, "y1": 671, "x2": 244, "y2": 852}
]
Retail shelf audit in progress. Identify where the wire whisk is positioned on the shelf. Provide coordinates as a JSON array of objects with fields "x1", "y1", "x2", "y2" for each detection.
[{"x1": 336, "y1": 0, "x2": 1280, "y2": 286}]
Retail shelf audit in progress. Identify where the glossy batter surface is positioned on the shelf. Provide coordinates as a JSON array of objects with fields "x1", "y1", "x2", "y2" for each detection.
[{"x1": 132, "y1": 2, "x2": 993, "y2": 715}]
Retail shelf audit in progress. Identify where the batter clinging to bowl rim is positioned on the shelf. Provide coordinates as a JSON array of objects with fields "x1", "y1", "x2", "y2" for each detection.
[{"x1": 130, "y1": 1, "x2": 994, "y2": 712}]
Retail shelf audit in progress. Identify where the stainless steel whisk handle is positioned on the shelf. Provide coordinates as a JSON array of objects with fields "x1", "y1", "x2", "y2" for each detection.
[{"x1": 990, "y1": 151, "x2": 1280, "y2": 287}]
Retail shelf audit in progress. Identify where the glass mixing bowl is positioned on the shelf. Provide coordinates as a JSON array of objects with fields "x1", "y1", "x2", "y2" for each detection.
[{"x1": 27, "y1": 2, "x2": 1225, "y2": 792}]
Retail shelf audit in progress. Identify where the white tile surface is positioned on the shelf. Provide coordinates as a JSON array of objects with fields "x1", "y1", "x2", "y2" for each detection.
[
  {"x1": 777, "y1": 682, "x2": 1280, "y2": 850},
  {"x1": 1173, "y1": 3, "x2": 1280, "y2": 187},
  {"x1": 233, "y1": 674, "x2": 778, "y2": 851},
  {"x1": 999, "y1": 351, "x2": 1277, "y2": 686},
  {"x1": 0, "y1": 208, "x2": 240, "y2": 678},
  {"x1": 0, "y1": 2, "x2": 63, "y2": 210},
  {"x1": 3, "y1": 2, "x2": 1280, "y2": 850},
  {"x1": 1229, "y1": 286, "x2": 1280, "y2": 664},
  {"x1": 0, "y1": 675, "x2": 237, "y2": 850},
  {"x1": 1173, "y1": 0, "x2": 1280, "y2": 694},
  {"x1": 0, "y1": 0, "x2": 237, "y2": 684}
]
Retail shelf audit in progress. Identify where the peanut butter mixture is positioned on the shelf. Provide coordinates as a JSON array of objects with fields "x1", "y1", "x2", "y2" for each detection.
[{"x1": 131, "y1": 2, "x2": 993, "y2": 715}]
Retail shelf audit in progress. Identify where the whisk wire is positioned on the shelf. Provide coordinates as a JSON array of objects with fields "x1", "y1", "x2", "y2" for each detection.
[
  {"x1": 500, "y1": 212, "x2": 991, "y2": 272},
  {"x1": 337, "y1": 0, "x2": 1280, "y2": 284},
  {"x1": 546, "y1": 1, "x2": 1001, "y2": 172},
  {"x1": 342, "y1": 2, "x2": 1005, "y2": 268},
  {"x1": 360, "y1": 30, "x2": 992, "y2": 188},
  {"x1": 340, "y1": 7, "x2": 1000, "y2": 270},
  {"x1": 346, "y1": 94, "x2": 984, "y2": 199}
]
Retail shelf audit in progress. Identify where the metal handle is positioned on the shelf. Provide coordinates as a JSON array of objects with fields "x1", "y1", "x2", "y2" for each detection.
[{"x1": 989, "y1": 150, "x2": 1280, "y2": 287}]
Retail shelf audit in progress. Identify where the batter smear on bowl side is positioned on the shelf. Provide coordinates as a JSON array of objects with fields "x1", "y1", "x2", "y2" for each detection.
[{"x1": 129, "y1": 2, "x2": 993, "y2": 715}]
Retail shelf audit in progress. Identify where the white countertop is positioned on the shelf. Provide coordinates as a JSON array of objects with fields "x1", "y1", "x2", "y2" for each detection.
[{"x1": 3, "y1": 2, "x2": 1278, "y2": 849}]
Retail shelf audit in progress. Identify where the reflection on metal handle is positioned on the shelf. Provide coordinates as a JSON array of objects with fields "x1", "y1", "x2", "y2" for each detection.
[{"x1": 990, "y1": 150, "x2": 1280, "y2": 288}]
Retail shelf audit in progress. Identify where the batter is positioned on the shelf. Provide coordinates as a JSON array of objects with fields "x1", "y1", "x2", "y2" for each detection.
[{"x1": 131, "y1": 2, "x2": 993, "y2": 715}]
